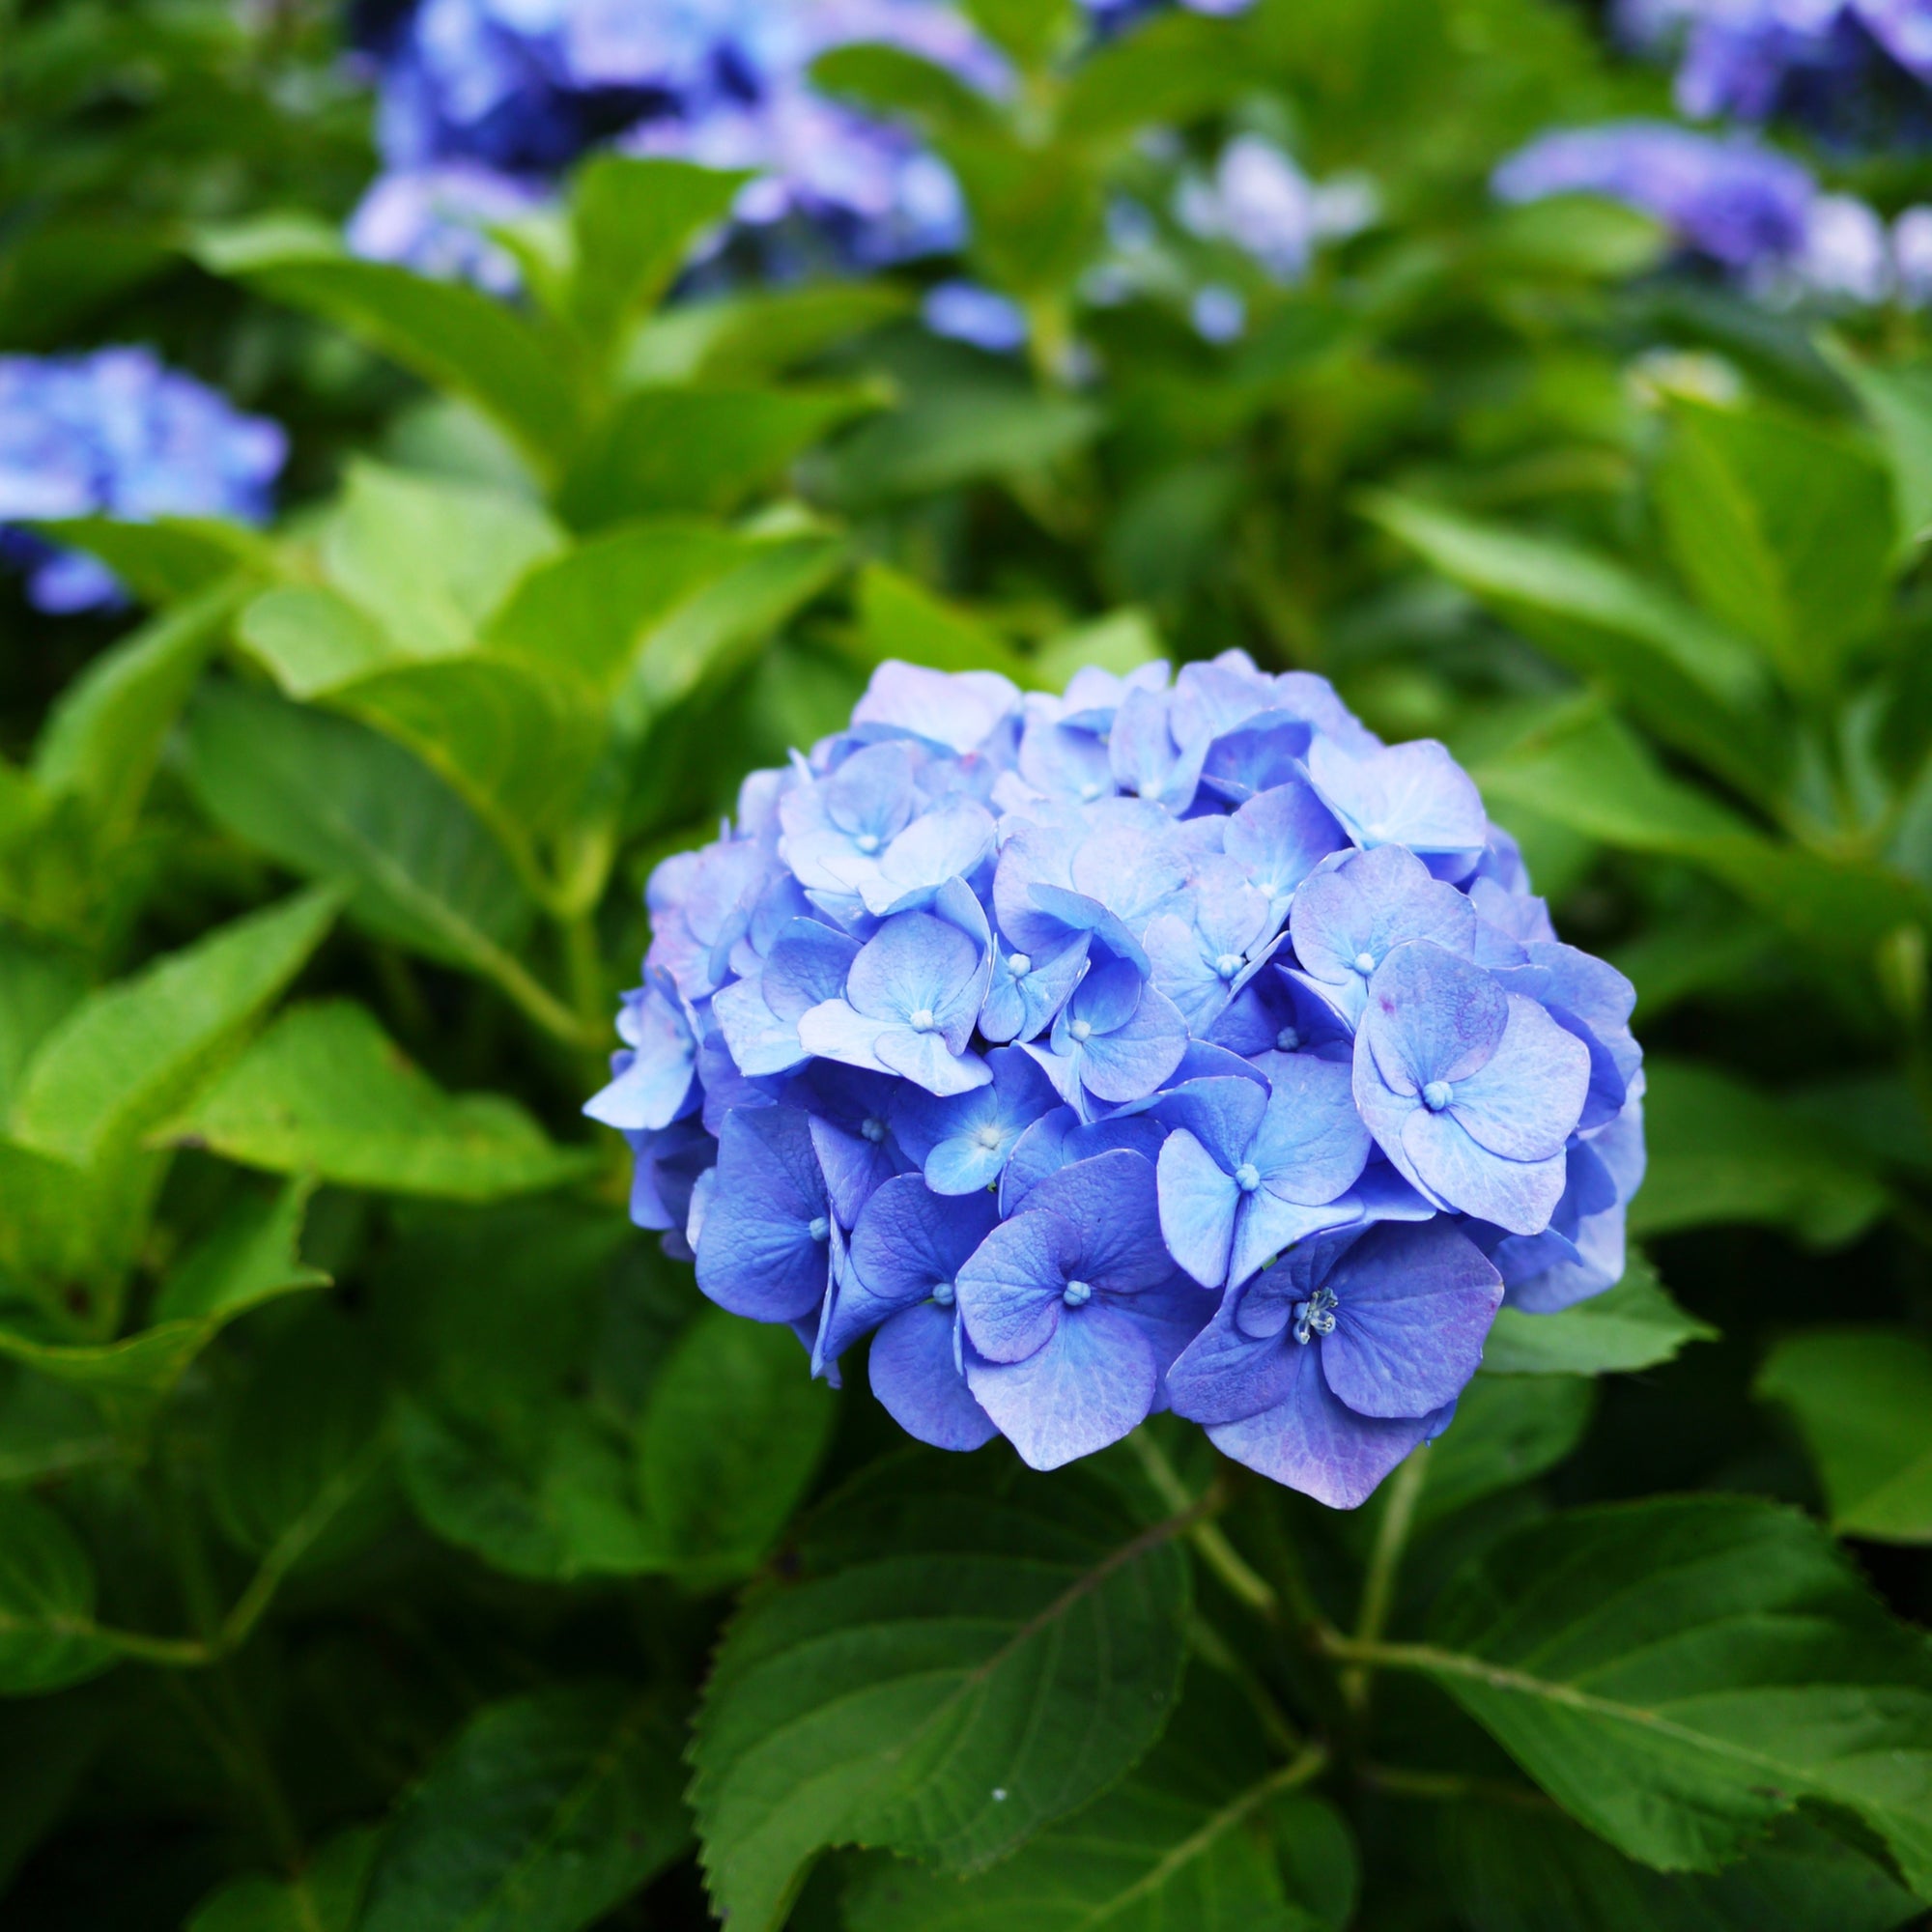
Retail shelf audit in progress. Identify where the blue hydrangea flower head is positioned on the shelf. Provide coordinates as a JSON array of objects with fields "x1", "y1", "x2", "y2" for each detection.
[
  {"x1": 590, "y1": 647, "x2": 1645, "y2": 1508},
  {"x1": 0, "y1": 349, "x2": 287, "y2": 612}
]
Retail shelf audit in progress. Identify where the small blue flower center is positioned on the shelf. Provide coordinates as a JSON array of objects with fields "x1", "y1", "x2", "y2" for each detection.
[
  {"x1": 853, "y1": 831, "x2": 882, "y2": 854},
  {"x1": 1214, "y1": 952, "x2": 1243, "y2": 980},
  {"x1": 1275, "y1": 1025, "x2": 1301, "y2": 1052},
  {"x1": 1235, "y1": 1161, "x2": 1262, "y2": 1193},
  {"x1": 930, "y1": 1281, "x2": 955, "y2": 1308},
  {"x1": 1352, "y1": 950, "x2": 1378, "y2": 977},
  {"x1": 807, "y1": 1215, "x2": 831, "y2": 1243},
  {"x1": 1080, "y1": 781, "x2": 1107, "y2": 802},
  {"x1": 1008, "y1": 952, "x2": 1032, "y2": 978},
  {"x1": 1422, "y1": 1079, "x2": 1453, "y2": 1112},
  {"x1": 1067, "y1": 1018, "x2": 1093, "y2": 1042},
  {"x1": 975, "y1": 1123, "x2": 1005, "y2": 1150},
  {"x1": 908, "y1": 1007, "x2": 937, "y2": 1033},
  {"x1": 1293, "y1": 1284, "x2": 1338, "y2": 1346},
  {"x1": 1063, "y1": 1278, "x2": 1094, "y2": 1308},
  {"x1": 861, "y1": 1117, "x2": 887, "y2": 1144}
]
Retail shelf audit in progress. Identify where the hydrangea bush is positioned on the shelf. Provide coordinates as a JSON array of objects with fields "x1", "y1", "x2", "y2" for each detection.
[{"x1": 591, "y1": 653, "x2": 1641, "y2": 1505}]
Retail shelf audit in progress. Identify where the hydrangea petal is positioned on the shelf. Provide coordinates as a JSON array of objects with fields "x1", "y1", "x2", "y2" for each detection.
[
  {"x1": 870, "y1": 1303, "x2": 999, "y2": 1451},
  {"x1": 965, "y1": 1300, "x2": 1159, "y2": 1469}
]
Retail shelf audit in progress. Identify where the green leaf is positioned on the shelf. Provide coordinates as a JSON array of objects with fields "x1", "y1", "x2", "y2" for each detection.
[
  {"x1": 160, "y1": 1001, "x2": 596, "y2": 1201},
  {"x1": 358, "y1": 1686, "x2": 690, "y2": 1932},
  {"x1": 1482, "y1": 1257, "x2": 1717, "y2": 1378},
  {"x1": 947, "y1": 133, "x2": 1103, "y2": 302},
  {"x1": 183, "y1": 682, "x2": 550, "y2": 1004},
  {"x1": 0, "y1": 1692, "x2": 111, "y2": 1892},
  {"x1": 1633, "y1": 1058, "x2": 1889, "y2": 1247},
  {"x1": 1402, "y1": 1496, "x2": 1932, "y2": 1890},
  {"x1": 625, "y1": 283, "x2": 912, "y2": 387},
  {"x1": 812, "y1": 385, "x2": 1101, "y2": 509},
  {"x1": 844, "y1": 1672, "x2": 1332, "y2": 1932},
  {"x1": 1757, "y1": 1329, "x2": 1932, "y2": 1544},
  {"x1": 238, "y1": 585, "x2": 401, "y2": 696},
  {"x1": 0, "y1": 936, "x2": 86, "y2": 1122},
  {"x1": 810, "y1": 43, "x2": 999, "y2": 128},
  {"x1": 187, "y1": 1827, "x2": 380, "y2": 1932},
  {"x1": 1032, "y1": 610, "x2": 1165, "y2": 691},
  {"x1": 0, "y1": 1141, "x2": 165, "y2": 1321},
  {"x1": 202, "y1": 227, "x2": 583, "y2": 478},
  {"x1": 1367, "y1": 494, "x2": 1778, "y2": 805},
  {"x1": 1837, "y1": 355, "x2": 1932, "y2": 554},
  {"x1": 211, "y1": 1307, "x2": 393, "y2": 1567},
  {"x1": 961, "y1": 0, "x2": 1076, "y2": 69},
  {"x1": 1475, "y1": 705, "x2": 1927, "y2": 960},
  {"x1": 566, "y1": 156, "x2": 746, "y2": 357},
  {"x1": 0, "y1": 1491, "x2": 115, "y2": 1693},
  {"x1": 1439, "y1": 1803, "x2": 1922, "y2": 1932},
  {"x1": 1058, "y1": 9, "x2": 1258, "y2": 143},
  {"x1": 32, "y1": 576, "x2": 248, "y2": 838},
  {"x1": 10, "y1": 886, "x2": 341, "y2": 1166},
  {"x1": 638, "y1": 1308, "x2": 836, "y2": 1587},
  {"x1": 34, "y1": 515, "x2": 273, "y2": 607},
  {"x1": 1652, "y1": 397, "x2": 1894, "y2": 695},
  {"x1": 690, "y1": 1450, "x2": 1193, "y2": 1931},
  {"x1": 853, "y1": 563, "x2": 1032, "y2": 683},
  {"x1": 0, "y1": 1369, "x2": 115, "y2": 1486},
  {"x1": 1417, "y1": 1373, "x2": 1596, "y2": 1527},
  {"x1": 557, "y1": 384, "x2": 879, "y2": 526},
  {"x1": 317, "y1": 462, "x2": 562, "y2": 660}
]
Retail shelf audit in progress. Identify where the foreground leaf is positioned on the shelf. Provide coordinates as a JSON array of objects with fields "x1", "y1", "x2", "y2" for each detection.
[
  {"x1": 1758, "y1": 1329, "x2": 1932, "y2": 1543},
  {"x1": 186, "y1": 1826, "x2": 379, "y2": 1932},
  {"x1": 0, "y1": 1491, "x2": 114, "y2": 1693},
  {"x1": 161, "y1": 1001, "x2": 596, "y2": 1200},
  {"x1": 1376, "y1": 1496, "x2": 1932, "y2": 1890},
  {"x1": 1483, "y1": 1258, "x2": 1716, "y2": 1378},
  {"x1": 358, "y1": 1686, "x2": 689, "y2": 1932},
  {"x1": 10, "y1": 886, "x2": 341, "y2": 1165},
  {"x1": 690, "y1": 1450, "x2": 1193, "y2": 1931},
  {"x1": 1417, "y1": 1374, "x2": 1596, "y2": 1526}
]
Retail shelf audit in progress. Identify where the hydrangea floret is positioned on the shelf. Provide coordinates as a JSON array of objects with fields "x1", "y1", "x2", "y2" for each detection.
[{"x1": 588, "y1": 652, "x2": 1645, "y2": 1508}]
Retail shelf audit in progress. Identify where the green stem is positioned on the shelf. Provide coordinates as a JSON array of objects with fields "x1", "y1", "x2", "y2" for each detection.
[
  {"x1": 1359, "y1": 1762, "x2": 1552, "y2": 1808},
  {"x1": 1128, "y1": 1428, "x2": 1280, "y2": 1619},
  {"x1": 1341, "y1": 1441, "x2": 1431, "y2": 1714}
]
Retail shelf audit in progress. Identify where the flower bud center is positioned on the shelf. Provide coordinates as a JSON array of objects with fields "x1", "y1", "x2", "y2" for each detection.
[
  {"x1": 1292, "y1": 1284, "x2": 1338, "y2": 1346},
  {"x1": 1352, "y1": 950, "x2": 1378, "y2": 977},
  {"x1": 853, "y1": 832, "x2": 881, "y2": 854},
  {"x1": 930, "y1": 1281, "x2": 955, "y2": 1308},
  {"x1": 908, "y1": 1007, "x2": 937, "y2": 1033},
  {"x1": 807, "y1": 1215, "x2": 831, "y2": 1243},
  {"x1": 1063, "y1": 1277, "x2": 1094, "y2": 1308},
  {"x1": 1214, "y1": 952, "x2": 1243, "y2": 980},
  {"x1": 1275, "y1": 1025, "x2": 1301, "y2": 1052},
  {"x1": 1067, "y1": 1018, "x2": 1093, "y2": 1042},
  {"x1": 975, "y1": 1123, "x2": 1005, "y2": 1150},
  {"x1": 1008, "y1": 952, "x2": 1032, "y2": 978},
  {"x1": 1422, "y1": 1079, "x2": 1453, "y2": 1112},
  {"x1": 861, "y1": 1116, "x2": 887, "y2": 1144},
  {"x1": 1235, "y1": 1161, "x2": 1262, "y2": 1193}
]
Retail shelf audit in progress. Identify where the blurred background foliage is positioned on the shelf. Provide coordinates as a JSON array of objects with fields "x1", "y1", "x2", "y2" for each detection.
[{"x1": 4, "y1": 0, "x2": 1932, "y2": 1926}]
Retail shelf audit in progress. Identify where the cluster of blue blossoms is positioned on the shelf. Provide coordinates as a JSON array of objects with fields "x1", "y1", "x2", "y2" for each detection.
[
  {"x1": 587, "y1": 655, "x2": 1644, "y2": 1508},
  {"x1": 1497, "y1": 2, "x2": 1932, "y2": 304},
  {"x1": 0, "y1": 348, "x2": 286, "y2": 613}
]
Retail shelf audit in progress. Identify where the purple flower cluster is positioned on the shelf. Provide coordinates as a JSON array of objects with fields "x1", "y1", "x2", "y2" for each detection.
[
  {"x1": 347, "y1": 0, "x2": 1008, "y2": 283},
  {"x1": 587, "y1": 655, "x2": 1644, "y2": 1508},
  {"x1": 0, "y1": 349, "x2": 286, "y2": 613}
]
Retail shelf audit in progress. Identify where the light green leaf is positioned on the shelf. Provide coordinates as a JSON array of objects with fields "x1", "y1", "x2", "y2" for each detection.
[
  {"x1": 690, "y1": 1450, "x2": 1193, "y2": 1931},
  {"x1": 1367, "y1": 493, "x2": 1778, "y2": 805},
  {"x1": 0, "y1": 1141, "x2": 165, "y2": 1321},
  {"x1": 1758, "y1": 1329, "x2": 1932, "y2": 1544},
  {"x1": 1417, "y1": 1373, "x2": 1596, "y2": 1527},
  {"x1": 1398, "y1": 1496, "x2": 1932, "y2": 1891},
  {"x1": 961, "y1": 0, "x2": 1077, "y2": 71},
  {"x1": 238, "y1": 585, "x2": 402, "y2": 696},
  {"x1": 810, "y1": 43, "x2": 999, "y2": 129},
  {"x1": 0, "y1": 1319, "x2": 225, "y2": 1403},
  {"x1": 11, "y1": 886, "x2": 341, "y2": 1166},
  {"x1": 33, "y1": 515, "x2": 273, "y2": 607},
  {"x1": 1839, "y1": 355, "x2": 1932, "y2": 554},
  {"x1": 1439, "y1": 1803, "x2": 1922, "y2": 1932},
  {"x1": 1633, "y1": 1058, "x2": 1888, "y2": 1247},
  {"x1": 0, "y1": 1491, "x2": 115, "y2": 1693},
  {"x1": 1483, "y1": 1257, "x2": 1716, "y2": 1378},
  {"x1": 187, "y1": 1826, "x2": 380, "y2": 1932},
  {"x1": 153, "y1": 1178, "x2": 331, "y2": 1323},
  {"x1": 638, "y1": 1308, "x2": 836, "y2": 1588},
  {"x1": 202, "y1": 227, "x2": 583, "y2": 477},
  {"x1": 557, "y1": 384, "x2": 879, "y2": 526},
  {"x1": 32, "y1": 576, "x2": 247, "y2": 838},
  {"x1": 183, "y1": 683, "x2": 554, "y2": 1013},
  {"x1": 1058, "y1": 8, "x2": 1258, "y2": 143},
  {"x1": 1653, "y1": 396, "x2": 1894, "y2": 694},
  {"x1": 160, "y1": 1001, "x2": 596, "y2": 1201},
  {"x1": 1032, "y1": 610, "x2": 1165, "y2": 690},
  {"x1": 321, "y1": 462, "x2": 564, "y2": 657},
  {"x1": 566, "y1": 156, "x2": 746, "y2": 357},
  {"x1": 853, "y1": 563, "x2": 1032, "y2": 682},
  {"x1": 0, "y1": 936, "x2": 85, "y2": 1122},
  {"x1": 358, "y1": 1687, "x2": 690, "y2": 1932},
  {"x1": 624, "y1": 283, "x2": 911, "y2": 387}
]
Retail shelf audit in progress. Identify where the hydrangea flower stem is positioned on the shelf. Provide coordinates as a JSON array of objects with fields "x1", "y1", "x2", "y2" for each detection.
[
  {"x1": 1341, "y1": 1439, "x2": 1432, "y2": 1715},
  {"x1": 1126, "y1": 1425, "x2": 1281, "y2": 1619}
]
